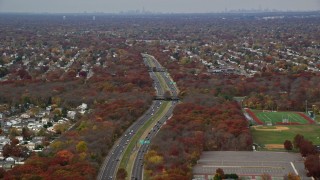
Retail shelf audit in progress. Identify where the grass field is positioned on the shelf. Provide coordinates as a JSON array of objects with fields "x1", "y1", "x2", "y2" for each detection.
[
  {"x1": 252, "y1": 110, "x2": 309, "y2": 125},
  {"x1": 251, "y1": 125, "x2": 320, "y2": 146}
]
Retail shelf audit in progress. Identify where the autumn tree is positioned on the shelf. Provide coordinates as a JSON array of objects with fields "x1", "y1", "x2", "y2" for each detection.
[
  {"x1": 284, "y1": 172, "x2": 300, "y2": 180},
  {"x1": 299, "y1": 140, "x2": 316, "y2": 157},
  {"x1": 163, "y1": 90, "x2": 171, "y2": 100},
  {"x1": 55, "y1": 150, "x2": 74, "y2": 164},
  {"x1": 304, "y1": 154, "x2": 320, "y2": 178},
  {"x1": 11, "y1": 138, "x2": 20, "y2": 146},
  {"x1": 116, "y1": 168, "x2": 127, "y2": 180},
  {"x1": 50, "y1": 140, "x2": 64, "y2": 151},
  {"x1": 144, "y1": 150, "x2": 164, "y2": 171},
  {"x1": 261, "y1": 173, "x2": 271, "y2": 180},
  {"x1": 3, "y1": 138, "x2": 29, "y2": 158},
  {"x1": 284, "y1": 140, "x2": 293, "y2": 151},
  {"x1": 54, "y1": 123, "x2": 69, "y2": 134},
  {"x1": 22, "y1": 127, "x2": 33, "y2": 140},
  {"x1": 76, "y1": 141, "x2": 88, "y2": 153},
  {"x1": 293, "y1": 134, "x2": 304, "y2": 149},
  {"x1": 214, "y1": 168, "x2": 225, "y2": 180},
  {"x1": 0, "y1": 168, "x2": 6, "y2": 178},
  {"x1": 9, "y1": 127, "x2": 20, "y2": 137}
]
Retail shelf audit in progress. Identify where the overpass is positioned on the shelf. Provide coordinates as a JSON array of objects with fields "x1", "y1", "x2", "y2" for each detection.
[
  {"x1": 148, "y1": 67, "x2": 166, "y2": 72},
  {"x1": 154, "y1": 96, "x2": 180, "y2": 101}
]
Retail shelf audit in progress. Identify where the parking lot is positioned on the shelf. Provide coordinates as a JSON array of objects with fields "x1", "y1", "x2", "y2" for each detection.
[{"x1": 193, "y1": 151, "x2": 311, "y2": 180}]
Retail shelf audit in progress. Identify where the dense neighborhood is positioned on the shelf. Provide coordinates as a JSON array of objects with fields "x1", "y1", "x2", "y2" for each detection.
[
  {"x1": 0, "y1": 102, "x2": 88, "y2": 169},
  {"x1": 0, "y1": 11, "x2": 319, "y2": 179}
]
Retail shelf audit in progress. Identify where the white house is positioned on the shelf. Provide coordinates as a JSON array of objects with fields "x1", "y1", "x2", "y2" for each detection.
[
  {"x1": 27, "y1": 123, "x2": 35, "y2": 129},
  {"x1": 24, "y1": 142, "x2": 36, "y2": 151},
  {"x1": 67, "y1": 111, "x2": 76, "y2": 120},
  {"x1": 46, "y1": 106, "x2": 52, "y2": 111},
  {"x1": 0, "y1": 138, "x2": 10, "y2": 145},
  {"x1": 5, "y1": 157, "x2": 14, "y2": 162},
  {"x1": 15, "y1": 136, "x2": 24, "y2": 143},
  {"x1": 35, "y1": 112, "x2": 46, "y2": 118},
  {"x1": 41, "y1": 118, "x2": 49, "y2": 125},
  {"x1": 0, "y1": 136, "x2": 6, "y2": 140},
  {"x1": 20, "y1": 113, "x2": 30, "y2": 119},
  {"x1": 0, "y1": 152, "x2": 4, "y2": 160},
  {"x1": 10, "y1": 120, "x2": 18, "y2": 125},
  {"x1": 47, "y1": 127, "x2": 56, "y2": 133},
  {"x1": 5, "y1": 122, "x2": 12, "y2": 127},
  {"x1": 78, "y1": 103, "x2": 87, "y2": 111},
  {"x1": 58, "y1": 119, "x2": 66, "y2": 124}
]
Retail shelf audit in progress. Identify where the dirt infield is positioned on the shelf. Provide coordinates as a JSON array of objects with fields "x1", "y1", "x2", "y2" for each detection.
[
  {"x1": 253, "y1": 126, "x2": 289, "y2": 131},
  {"x1": 265, "y1": 144, "x2": 284, "y2": 149}
]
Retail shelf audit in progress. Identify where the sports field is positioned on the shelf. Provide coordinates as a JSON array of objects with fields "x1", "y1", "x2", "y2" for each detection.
[
  {"x1": 251, "y1": 125, "x2": 320, "y2": 148},
  {"x1": 252, "y1": 110, "x2": 309, "y2": 125}
]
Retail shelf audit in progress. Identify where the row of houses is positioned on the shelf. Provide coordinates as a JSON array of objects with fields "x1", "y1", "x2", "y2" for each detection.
[
  {"x1": 0, "y1": 103, "x2": 88, "y2": 169},
  {"x1": 0, "y1": 136, "x2": 45, "y2": 151}
]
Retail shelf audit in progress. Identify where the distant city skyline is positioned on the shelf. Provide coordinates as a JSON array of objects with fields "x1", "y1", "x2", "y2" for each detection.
[{"x1": 0, "y1": 0, "x2": 319, "y2": 14}]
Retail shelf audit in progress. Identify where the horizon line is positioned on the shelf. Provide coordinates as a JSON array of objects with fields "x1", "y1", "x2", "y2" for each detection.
[{"x1": 0, "y1": 10, "x2": 320, "y2": 15}]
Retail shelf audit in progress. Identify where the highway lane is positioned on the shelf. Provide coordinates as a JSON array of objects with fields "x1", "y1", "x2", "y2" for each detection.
[
  {"x1": 131, "y1": 102, "x2": 176, "y2": 180},
  {"x1": 131, "y1": 54, "x2": 179, "y2": 180},
  {"x1": 98, "y1": 100, "x2": 163, "y2": 180},
  {"x1": 142, "y1": 54, "x2": 179, "y2": 97},
  {"x1": 97, "y1": 54, "x2": 170, "y2": 180}
]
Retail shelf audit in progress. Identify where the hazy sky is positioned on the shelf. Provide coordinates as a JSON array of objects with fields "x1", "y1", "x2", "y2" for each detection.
[{"x1": 0, "y1": 0, "x2": 319, "y2": 13}]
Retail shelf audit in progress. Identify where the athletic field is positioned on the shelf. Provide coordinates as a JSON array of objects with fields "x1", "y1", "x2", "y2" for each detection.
[
  {"x1": 252, "y1": 110, "x2": 309, "y2": 125},
  {"x1": 251, "y1": 125, "x2": 320, "y2": 145}
]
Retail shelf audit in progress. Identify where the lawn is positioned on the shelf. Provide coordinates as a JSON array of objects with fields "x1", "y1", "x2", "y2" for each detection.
[
  {"x1": 252, "y1": 110, "x2": 309, "y2": 125},
  {"x1": 251, "y1": 125, "x2": 320, "y2": 146}
]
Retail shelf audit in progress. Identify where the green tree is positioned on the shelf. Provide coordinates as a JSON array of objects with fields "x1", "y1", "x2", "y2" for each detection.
[
  {"x1": 61, "y1": 107, "x2": 68, "y2": 117},
  {"x1": 47, "y1": 97, "x2": 52, "y2": 106}
]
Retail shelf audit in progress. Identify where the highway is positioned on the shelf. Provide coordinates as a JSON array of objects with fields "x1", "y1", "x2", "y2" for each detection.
[
  {"x1": 131, "y1": 102, "x2": 176, "y2": 180},
  {"x1": 131, "y1": 54, "x2": 179, "y2": 180},
  {"x1": 143, "y1": 54, "x2": 179, "y2": 97},
  {"x1": 97, "y1": 54, "x2": 179, "y2": 180}
]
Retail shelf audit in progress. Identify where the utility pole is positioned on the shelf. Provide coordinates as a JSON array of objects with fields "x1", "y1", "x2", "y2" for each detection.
[{"x1": 305, "y1": 100, "x2": 308, "y2": 114}]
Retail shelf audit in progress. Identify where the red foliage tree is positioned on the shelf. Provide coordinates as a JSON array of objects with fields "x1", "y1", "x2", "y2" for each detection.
[
  {"x1": 305, "y1": 154, "x2": 320, "y2": 178},
  {"x1": 0, "y1": 168, "x2": 6, "y2": 178},
  {"x1": 283, "y1": 140, "x2": 293, "y2": 151},
  {"x1": 293, "y1": 134, "x2": 304, "y2": 149},
  {"x1": 116, "y1": 168, "x2": 127, "y2": 180},
  {"x1": 299, "y1": 140, "x2": 316, "y2": 157}
]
